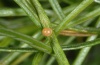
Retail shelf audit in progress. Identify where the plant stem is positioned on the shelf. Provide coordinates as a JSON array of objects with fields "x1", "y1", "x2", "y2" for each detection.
[{"x1": 32, "y1": 0, "x2": 70, "y2": 65}]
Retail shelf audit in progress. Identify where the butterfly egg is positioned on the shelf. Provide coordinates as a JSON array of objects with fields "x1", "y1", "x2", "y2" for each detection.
[{"x1": 42, "y1": 28, "x2": 52, "y2": 36}]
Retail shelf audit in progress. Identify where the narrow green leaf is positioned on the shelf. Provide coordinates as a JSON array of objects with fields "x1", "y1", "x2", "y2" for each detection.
[
  {"x1": 62, "y1": 38, "x2": 100, "y2": 50},
  {"x1": 49, "y1": 0, "x2": 65, "y2": 20},
  {"x1": 0, "y1": 28, "x2": 52, "y2": 54},
  {"x1": 67, "y1": 8, "x2": 100, "y2": 27},
  {"x1": 1, "y1": 37, "x2": 100, "y2": 52},
  {"x1": 32, "y1": 0, "x2": 51, "y2": 28},
  {"x1": 55, "y1": 0, "x2": 94, "y2": 34},
  {"x1": 14, "y1": 0, "x2": 41, "y2": 28}
]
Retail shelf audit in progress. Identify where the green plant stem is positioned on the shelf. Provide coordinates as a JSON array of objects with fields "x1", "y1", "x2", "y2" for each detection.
[
  {"x1": 31, "y1": 0, "x2": 52, "y2": 64},
  {"x1": 45, "y1": 17, "x2": 95, "y2": 65},
  {"x1": 46, "y1": 1, "x2": 74, "y2": 65},
  {"x1": 55, "y1": 0, "x2": 94, "y2": 34},
  {"x1": 32, "y1": 0, "x2": 70, "y2": 65},
  {"x1": 51, "y1": 34, "x2": 69, "y2": 65}
]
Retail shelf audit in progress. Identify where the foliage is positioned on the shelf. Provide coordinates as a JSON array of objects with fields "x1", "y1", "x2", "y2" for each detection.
[{"x1": 0, "y1": 0, "x2": 100, "y2": 65}]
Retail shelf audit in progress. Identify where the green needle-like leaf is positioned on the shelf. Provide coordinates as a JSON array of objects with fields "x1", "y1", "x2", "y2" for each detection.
[
  {"x1": 0, "y1": 28, "x2": 52, "y2": 54},
  {"x1": 14, "y1": 0, "x2": 41, "y2": 28},
  {"x1": 55, "y1": 0, "x2": 94, "y2": 34}
]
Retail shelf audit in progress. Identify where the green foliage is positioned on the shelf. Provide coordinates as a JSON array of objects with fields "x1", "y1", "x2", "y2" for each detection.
[{"x1": 0, "y1": 0, "x2": 100, "y2": 65}]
